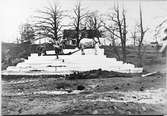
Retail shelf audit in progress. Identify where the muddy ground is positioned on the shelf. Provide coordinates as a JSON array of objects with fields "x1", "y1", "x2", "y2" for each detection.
[{"x1": 2, "y1": 70, "x2": 167, "y2": 115}]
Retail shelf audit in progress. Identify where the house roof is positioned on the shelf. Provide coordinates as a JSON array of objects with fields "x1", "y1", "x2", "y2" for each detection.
[{"x1": 63, "y1": 29, "x2": 101, "y2": 39}]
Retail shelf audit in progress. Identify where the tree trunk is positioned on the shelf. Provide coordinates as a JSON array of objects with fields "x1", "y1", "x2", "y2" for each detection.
[
  {"x1": 76, "y1": 38, "x2": 80, "y2": 47},
  {"x1": 122, "y1": 9, "x2": 127, "y2": 63},
  {"x1": 137, "y1": 45, "x2": 142, "y2": 67},
  {"x1": 114, "y1": 46, "x2": 121, "y2": 60},
  {"x1": 122, "y1": 42, "x2": 126, "y2": 63},
  {"x1": 76, "y1": 18, "x2": 80, "y2": 47}
]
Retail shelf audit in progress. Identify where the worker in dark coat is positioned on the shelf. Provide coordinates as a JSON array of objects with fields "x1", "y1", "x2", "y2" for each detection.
[{"x1": 53, "y1": 41, "x2": 61, "y2": 59}]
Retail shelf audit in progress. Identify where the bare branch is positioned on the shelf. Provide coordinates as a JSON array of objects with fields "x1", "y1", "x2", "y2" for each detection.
[
  {"x1": 34, "y1": 3, "x2": 64, "y2": 41},
  {"x1": 102, "y1": 21, "x2": 121, "y2": 39},
  {"x1": 70, "y1": 2, "x2": 89, "y2": 46}
]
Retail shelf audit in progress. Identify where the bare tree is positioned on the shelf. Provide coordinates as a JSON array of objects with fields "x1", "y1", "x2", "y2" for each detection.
[
  {"x1": 85, "y1": 11, "x2": 103, "y2": 42},
  {"x1": 130, "y1": 30, "x2": 137, "y2": 46},
  {"x1": 19, "y1": 23, "x2": 35, "y2": 55},
  {"x1": 103, "y1": 23, "x2": 121, "y2": 60},
  {"x1": 103, "y1": 5, "x2": 127, "y2": 62},
  {"x1": 72, "y1": 2, "x2": 88, "y2": 47},
  {"x1": 122, "y1": 8, "x2": 127, "y2": 62},
  {"x1": 135, "y1": 4, "x2": 149, "y2": 67},
  {"x1": 20, "y1": 23, "x2": 35, "y2": 43},
  {"x1": 34, "y1": 3, "x2": 64, "y2": 41},
  {"x1": 110, "y1": 28, "x2": 116, "y2": 47}
]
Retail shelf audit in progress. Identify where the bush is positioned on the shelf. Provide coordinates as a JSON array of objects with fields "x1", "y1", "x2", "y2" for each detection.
[{"x1": 1, "y1": 42, "x2": 30, "y2": 70}]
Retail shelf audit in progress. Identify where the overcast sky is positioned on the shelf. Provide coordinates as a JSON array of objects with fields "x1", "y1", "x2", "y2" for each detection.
[{"x1": 0, "y1": 0, "x2": 167, "y2": 43}]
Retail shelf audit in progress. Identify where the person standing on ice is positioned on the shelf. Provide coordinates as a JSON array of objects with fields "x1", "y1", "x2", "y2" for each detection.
[
  {"x1": 94, "y1": 37, "x2": 100, "y2": 55},
  {"x1": 78, "y1": 33, "x2": 85, "y2": 55},
  {"x1": 80, "y1": 44, "x2": 85, "y2": 55},
  {"x1": 53, "y1": 40, "x2": 61, "y2": 59}
]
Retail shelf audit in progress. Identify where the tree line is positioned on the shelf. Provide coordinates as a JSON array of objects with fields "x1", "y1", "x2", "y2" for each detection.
[{"x1": 19, "y1": 2, "x2": 147, "y2": 66}]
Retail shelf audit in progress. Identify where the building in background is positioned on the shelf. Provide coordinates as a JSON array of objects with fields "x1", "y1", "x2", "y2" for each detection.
[{"x1": 63, "y1": 29, "x2": 103, "y2": 46}]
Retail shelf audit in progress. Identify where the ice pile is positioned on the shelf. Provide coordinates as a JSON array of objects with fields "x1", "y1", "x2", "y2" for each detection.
[{"x1": 3, "y1": 48, "x2": 143, "y2": 75}]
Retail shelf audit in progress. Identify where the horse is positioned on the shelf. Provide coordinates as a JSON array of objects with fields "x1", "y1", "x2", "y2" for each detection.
[
  {"x1": 37, "y1": 45, "x2": 47, "y2": 56},
  {"x1": 79, "y1": 38, "x2": 96, "y2": 48},
  {"x1": 79, "y1": 38, "x2": 99, "y2": 55}
]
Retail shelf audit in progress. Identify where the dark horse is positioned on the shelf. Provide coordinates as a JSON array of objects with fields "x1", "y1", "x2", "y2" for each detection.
[{"x1": 37, "y1": 45, "x2": 47, "y2": 56}]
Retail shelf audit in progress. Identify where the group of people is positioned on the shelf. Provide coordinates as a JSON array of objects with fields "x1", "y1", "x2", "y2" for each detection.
[
  {"x1": 37, "y1": 37, "x2": 100, "y2": 58},
  {"x1": 37, "y1": 39, "x2": 64, "y2": 59}
]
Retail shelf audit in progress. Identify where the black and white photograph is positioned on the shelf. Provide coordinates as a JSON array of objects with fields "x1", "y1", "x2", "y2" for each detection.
[{"x1": 1, "y1": 0, "x2": 167, "y2": 115}]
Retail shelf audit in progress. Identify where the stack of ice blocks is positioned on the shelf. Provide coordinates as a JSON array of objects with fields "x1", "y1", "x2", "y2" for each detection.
[{"x1": 4, "y1": 48, "x2": 143, "y2": 75}]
